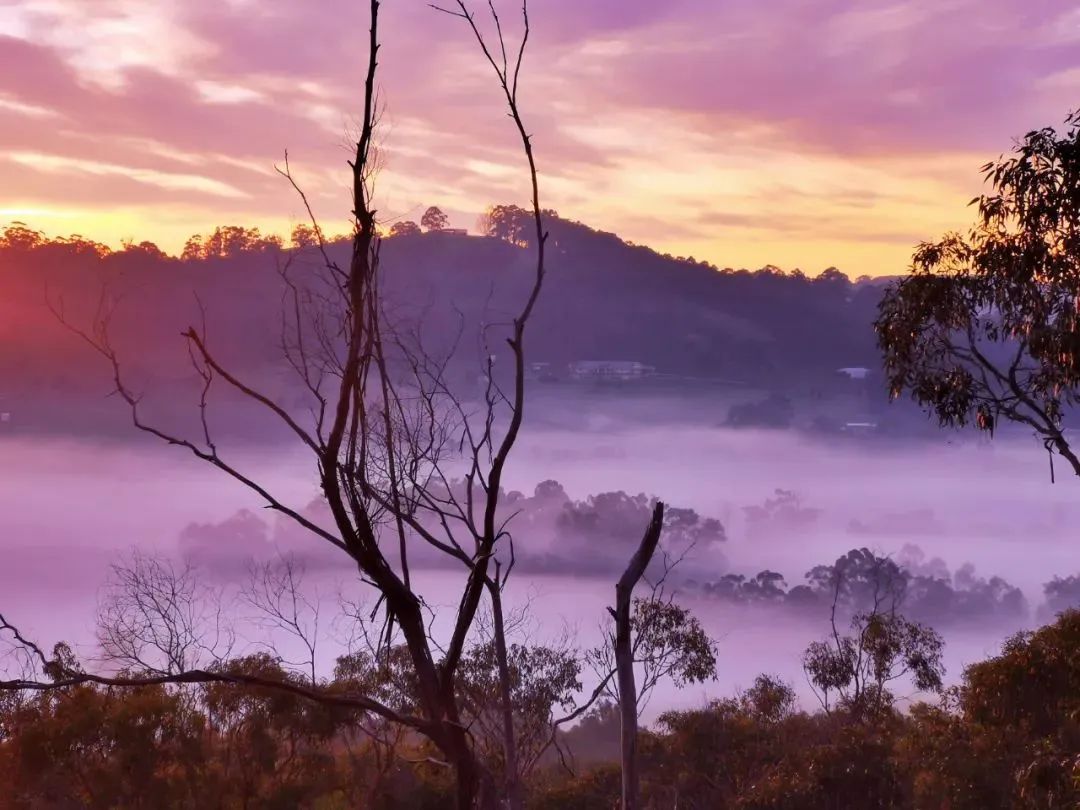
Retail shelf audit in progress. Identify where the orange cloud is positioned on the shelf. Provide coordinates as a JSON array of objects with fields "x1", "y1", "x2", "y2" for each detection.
[{"x1": 0, "y1": 0, "x2": 1077, "y2": 272}]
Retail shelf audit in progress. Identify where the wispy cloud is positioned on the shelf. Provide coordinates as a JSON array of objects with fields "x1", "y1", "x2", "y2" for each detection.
[
  {"x1": 0, "y1": 0, "x2": 1077, "y2": 272},
  {"x1": 5, "y1": 151, "x2": 249, "y2": 198},
  {"x1": 0, "y1": 94, "x2": 59, "y2": 118}
]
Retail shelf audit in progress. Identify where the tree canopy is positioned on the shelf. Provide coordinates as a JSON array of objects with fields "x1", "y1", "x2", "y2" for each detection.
[
  {"x1": 877, "y1": 109, "x2": 1080, "y2": 478},
  {"x1": 389, "y1": 220, "x2": 422, "y2": 237},
  {"x1": 421, "y1": 206, "x2": 450, "y2": 232}
]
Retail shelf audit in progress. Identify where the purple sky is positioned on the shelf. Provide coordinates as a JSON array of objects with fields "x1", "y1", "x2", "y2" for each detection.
[{"x1": 0, "y1": 0, "x2": 1078, "y2": 272}]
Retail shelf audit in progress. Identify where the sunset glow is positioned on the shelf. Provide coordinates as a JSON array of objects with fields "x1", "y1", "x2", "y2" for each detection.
[{"x1": 1, "y1": 0, "x2": 1078, "y2": 272}]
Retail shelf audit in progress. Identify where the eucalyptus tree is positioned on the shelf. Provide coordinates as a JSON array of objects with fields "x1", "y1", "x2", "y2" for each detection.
[{"x1": 878, "y1": 110, "x2": 1080, "y2": 480}]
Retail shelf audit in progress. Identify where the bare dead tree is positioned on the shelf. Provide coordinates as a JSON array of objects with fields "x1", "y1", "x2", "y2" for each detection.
[
  {"x1": 575, "y1": 512, "x2": 720, "y2": 810},
  {"x1": 1, "y1": 2, "x2": 550, "y2": 807},
  {"x1": 613, "y1": 503, "x2": 664, "y2": 810},
  {"x1": 96, "y1": 551, "x2": 232, "y2": 677},
  {"x1": 242, "y1": 555, "x2": 322, "y2": 687}
]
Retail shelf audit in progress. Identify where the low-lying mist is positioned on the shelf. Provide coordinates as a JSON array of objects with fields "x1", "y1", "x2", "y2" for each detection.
[{"x1": 2, "y1": 409, "x2": 1076, "y2": 715}]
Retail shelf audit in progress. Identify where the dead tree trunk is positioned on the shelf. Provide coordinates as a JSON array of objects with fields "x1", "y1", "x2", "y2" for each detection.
[{"x1": 613, "y1": 502, "x2": 664, "y2": 810}]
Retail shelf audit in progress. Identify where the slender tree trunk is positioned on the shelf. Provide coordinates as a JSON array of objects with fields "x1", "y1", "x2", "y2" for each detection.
[
  {"x1": 454, "y1": 750, "x2": 479, "y2": 810},
  {"x1": 613, "y1": 502, "x2": 665, "y2": 810},
  {"x1": 489, "y1": 579, "x2": 524, "y2": 809},
  {"x1": 451, "y1": 744, "x2": 499, "y2": 810},
  {"x1": 614, "y1": 598, "x2": 640, "y2": 810}
]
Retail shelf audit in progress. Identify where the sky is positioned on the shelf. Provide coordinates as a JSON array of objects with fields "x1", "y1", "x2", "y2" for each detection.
[{"x1": 0, "y1": 0, "x2": 1078, "y2": 274}]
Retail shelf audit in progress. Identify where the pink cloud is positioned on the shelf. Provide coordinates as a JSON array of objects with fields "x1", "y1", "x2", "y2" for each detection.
[{"x1": 1, "y1": 0, "x2": 1078, "y2": 269}]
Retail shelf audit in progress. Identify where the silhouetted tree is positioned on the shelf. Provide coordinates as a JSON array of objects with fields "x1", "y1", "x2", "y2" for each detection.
[
  {"x1": 878, "y1": 109, "x2": 1080, "y2": 480},
  {"x1": 480, "y1": 204, "x2": 530, "y2": 245},
  {"x1": 289, "y1": 223, "x2": 323, "y2": 248},
  {"x1": 1039, "y1": 574, "x2": 1080, "y2": 622},
  {"x1": 182, "y1": 226, "x2": 281, "y2": 260},
  {"x1": 96, "y1": 552, "x2": 231, "y2": 677},
  {"x1": 119, "y1": 239, "x2": 167, "y2": 260},
  {"x1": 421, "y1": 206, "x2": 450, "y2": 232},
  {"x1": 611, "y1": 506, "x2": 663, "y2": 810},
  {"x1": 389, "y1": 220, "x2": 422, "y2": 237},
  {"x1": 803, "y1": 609, "x2": 944, "y2": 720},
  {"x1": 0, "y1": 222, "x2": 46, "y2": 252},
  {"x1": 589, "y1": 503, "x2": 719, "y2": 810}
]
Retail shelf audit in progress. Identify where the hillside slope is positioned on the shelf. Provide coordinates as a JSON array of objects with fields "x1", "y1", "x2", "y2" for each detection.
[{"x1": 0, "y1": 216, "x2": 889, "y2": 434}]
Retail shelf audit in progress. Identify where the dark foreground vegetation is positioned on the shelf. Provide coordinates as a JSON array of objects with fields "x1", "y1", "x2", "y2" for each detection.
[{"x1": 2, "y1": 610, "x2": 1077, "y2": 809}]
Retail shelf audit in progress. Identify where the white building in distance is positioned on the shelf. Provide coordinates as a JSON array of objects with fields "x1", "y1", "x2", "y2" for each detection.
[
  {"x1": 568, "y1": 360, "x2": 656, "y2": 381},
  {"x1": 837, "y1": 366, "x2": 871, "y2": 380}
]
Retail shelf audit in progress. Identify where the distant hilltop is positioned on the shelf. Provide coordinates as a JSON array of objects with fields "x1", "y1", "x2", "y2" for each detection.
[{"x1": 0, "y1": 210, "x2": 888, "y2": 407}]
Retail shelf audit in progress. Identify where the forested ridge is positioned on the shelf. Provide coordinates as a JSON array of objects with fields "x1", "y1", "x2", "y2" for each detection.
[{"x1": 0, "y1": 214, "x2": 884, "y2": 398}]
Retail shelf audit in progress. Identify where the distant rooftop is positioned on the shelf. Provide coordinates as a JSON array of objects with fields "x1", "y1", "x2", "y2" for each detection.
[
  {"x1": 837, "y1": 367, "x2": 871, "y2": 380},
  {"x1": 568, "y1": 360, "x2": 655, "y2": 380}
]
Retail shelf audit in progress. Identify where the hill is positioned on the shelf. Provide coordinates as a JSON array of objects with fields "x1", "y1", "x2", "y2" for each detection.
[{"x1": 0, "y1": 214, "x2": 892, "y2": 437}]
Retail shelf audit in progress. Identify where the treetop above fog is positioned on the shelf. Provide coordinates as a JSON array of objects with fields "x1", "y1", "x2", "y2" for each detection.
[
  {"x1": 1, "y1": 210, "x2": 883, "y2": 395},
  {"x1": 878, "y1": 109, "x2": 1080, "y2": 477}
]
